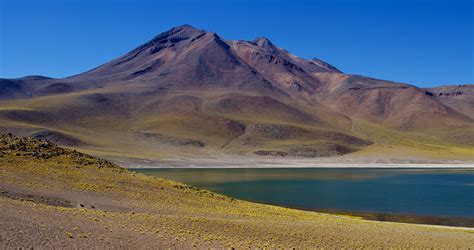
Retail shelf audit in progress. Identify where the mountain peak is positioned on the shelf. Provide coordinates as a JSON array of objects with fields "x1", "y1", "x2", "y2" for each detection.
[
  {"x1": 170, "y1": 24, "x2": 202, "y2": 33},
  {"x1": 146, "y1": 24, "x2": 205, "y2": 46}
]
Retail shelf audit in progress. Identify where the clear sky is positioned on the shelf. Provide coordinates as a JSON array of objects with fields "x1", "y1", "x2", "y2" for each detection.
[{"x1": 0, "y1": 0, "x2": 472, "y2": 87}]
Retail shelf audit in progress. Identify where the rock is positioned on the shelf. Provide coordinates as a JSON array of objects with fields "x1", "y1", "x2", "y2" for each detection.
[
  {"x1": 253, "y1": 150, "x2": 288, "y2": 157},
  {"x1": 0, "y1": 133, "x2": 122, "y2": 170}
]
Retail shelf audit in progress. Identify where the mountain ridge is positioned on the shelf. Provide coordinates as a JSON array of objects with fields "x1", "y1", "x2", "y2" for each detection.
[{"x1": 0, "y1": 25, "x2": 472, "y2": 163}]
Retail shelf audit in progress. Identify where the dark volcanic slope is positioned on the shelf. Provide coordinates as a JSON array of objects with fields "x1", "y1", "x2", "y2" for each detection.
[{"x1": 0, "y1": 25, "x2": 473, "y2": 161}]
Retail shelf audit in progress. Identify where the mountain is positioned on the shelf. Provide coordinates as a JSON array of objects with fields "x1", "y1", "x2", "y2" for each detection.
[
  {"x1": 425, "y1": 84, "x2": 474, "y2": 119},
  {"x1": 0, "y1": 25, "x2": 472, "y2": 163}
]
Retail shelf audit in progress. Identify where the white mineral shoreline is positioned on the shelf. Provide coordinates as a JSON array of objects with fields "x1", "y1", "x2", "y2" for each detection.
[{"x1": 115, "y1": 155, "x2": 474, "y2": 169}]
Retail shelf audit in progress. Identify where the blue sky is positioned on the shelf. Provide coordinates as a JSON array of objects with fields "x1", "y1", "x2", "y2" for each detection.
[{"x1": 0, "y1": 0, "x2": 472, "y2": 87}]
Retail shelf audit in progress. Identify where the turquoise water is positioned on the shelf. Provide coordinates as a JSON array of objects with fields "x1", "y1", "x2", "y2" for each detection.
[{"x1": 132, "y1": 168, "x2": 474, "y2": 217}]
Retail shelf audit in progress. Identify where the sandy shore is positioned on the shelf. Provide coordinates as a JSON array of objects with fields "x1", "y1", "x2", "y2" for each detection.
[{"x1": 115, "y1": 154, "x2": 474, "y2": 168}]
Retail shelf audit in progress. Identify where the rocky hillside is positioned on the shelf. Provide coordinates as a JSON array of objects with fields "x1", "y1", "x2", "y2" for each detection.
[{"x1": 0, "y1": 133, "x2": 118, "y2": 168}]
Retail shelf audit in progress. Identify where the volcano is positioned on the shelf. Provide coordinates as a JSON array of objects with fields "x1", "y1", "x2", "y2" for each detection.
[{"x1": 0, "y1": 25, "x2": 472, "y2": 163}]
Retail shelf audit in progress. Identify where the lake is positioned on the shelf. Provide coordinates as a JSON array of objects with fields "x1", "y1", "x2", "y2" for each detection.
[{"x1": 132, "y1": 168, "x2": 474, "y2": 219}]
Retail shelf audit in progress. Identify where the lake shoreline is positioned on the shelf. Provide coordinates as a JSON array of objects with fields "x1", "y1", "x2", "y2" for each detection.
[
  {"x1": 133, "y1": 166, "x2": 474, "y2": 228},
  {"x1": 127, "y1": 164, "x2": 474, "y2": 169},
  {"x1": 116, "y1": 155, "x2": 474, "y2": 169},
  {"x1": 133, "y1": 168, "x2": 474, "y2": 222},
  {"x1": 283, "y1": 206, "x2": 474, "y2": 228}
]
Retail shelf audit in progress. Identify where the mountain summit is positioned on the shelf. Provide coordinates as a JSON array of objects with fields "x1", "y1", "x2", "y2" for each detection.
[{"x1": 0, "y1": 25, "x2": 472, "y2": 163}]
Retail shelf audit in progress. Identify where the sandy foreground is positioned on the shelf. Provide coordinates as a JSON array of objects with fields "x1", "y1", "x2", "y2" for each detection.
[{"x1": 1, "y1": 134, "x2": 474, "y2": 248}]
